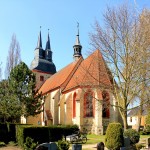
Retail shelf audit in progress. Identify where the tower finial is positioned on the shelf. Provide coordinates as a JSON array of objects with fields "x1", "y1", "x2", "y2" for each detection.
[
  {"x1": 73, "y1": 22, "x2": 82, "y2": 61},
  {"x1": 77, "y1": 22, "x2": 79, "y2": 36}
]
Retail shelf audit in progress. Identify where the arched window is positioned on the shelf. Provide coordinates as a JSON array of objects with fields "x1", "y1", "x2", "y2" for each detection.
[
  {"x1": 73, "y1": 92, "x2": 76, "y2": 118},
  {"x1": 102, "y1": 91, "x2": 110, "y2": 118},
  {"x1": 84, "y1": 91, "x2": 95, "y2": 117}
]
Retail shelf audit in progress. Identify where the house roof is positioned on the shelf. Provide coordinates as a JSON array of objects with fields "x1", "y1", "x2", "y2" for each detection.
[
  {"x1": 128, "y1": 107, "x2": 148, "y2": 117},
  {"x1": 39, "y1": 49, "x2": 112, "y2": 95}
]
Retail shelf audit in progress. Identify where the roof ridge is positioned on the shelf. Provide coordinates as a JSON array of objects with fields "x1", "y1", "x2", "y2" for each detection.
[{"x1": 61, "y1": 57, "x2": 83, "y2": 92}]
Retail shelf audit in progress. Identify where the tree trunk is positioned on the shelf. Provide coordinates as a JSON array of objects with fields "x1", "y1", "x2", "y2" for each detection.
[
  {"x1": 122, "y1": 111, "x2": 128, "y2": 130},
  {"x1": 136, "y1": 115, "x2": 142, "y2": 132},
  {"x1": 136, "y1": 106, "x2": 143, "y2": 132}
]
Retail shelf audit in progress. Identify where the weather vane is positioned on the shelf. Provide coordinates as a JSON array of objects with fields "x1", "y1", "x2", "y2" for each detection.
[{"x1": 77, "y1": 22, "x2": 79, "y2": 35}]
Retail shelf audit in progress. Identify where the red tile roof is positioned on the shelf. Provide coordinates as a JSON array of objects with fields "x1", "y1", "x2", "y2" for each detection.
[
  {"x1": 39, "y1": 50, "x2": 112, "y2": 95},
  {"x1": 63, "y1": 50, "x2": 112, "y2": 92},
  {"x1": 39, "y1": 57, "x2": 83, "y2": 95}
]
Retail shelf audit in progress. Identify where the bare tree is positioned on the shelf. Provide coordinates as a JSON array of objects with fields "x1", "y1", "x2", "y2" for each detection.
[
  {"x1": 90, "y1": 4, "x2": 150, "y2": 130},
  {"x1": 134, "y1": 9, "x2": 150, "y2": 131},
  {"x1": 5, "y1": 34, "x2": 21, "y2": 78}
]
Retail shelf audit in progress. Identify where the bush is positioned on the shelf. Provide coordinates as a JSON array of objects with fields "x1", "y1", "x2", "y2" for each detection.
[
  {"x1": 136, "y1": 143, "x2": 145, "y2": 150},
  {"x1": 0, "y1": 142, "x2": 6, "y2": 147},
  {"x1": 140, "y1": 130, "x2": 147, "y2": 135},
  {"x1": 124, "y1": 129, "x2": 140, "y2": 145},
  {"x1": 24, "y1": 137, "x2": 38, "y2": 150},
  {"x1": 145, "y1": 125, "x2": 150, "y2": 133},
  {"x1": 57, "y1": 138, "x2": 70, "y2": 150},
  {"x1": 105, "y1": 122, "x2": 123, "y2": 150}
]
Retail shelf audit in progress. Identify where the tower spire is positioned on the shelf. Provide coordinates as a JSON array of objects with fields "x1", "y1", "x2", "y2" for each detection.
[
  {"x1": 45, "y1": 29, "x2": 52, "y2": 62},
  {"x1": 45, "y1": 29, "x2": 51, "y2": 50},
  {"x1": 37, "y1": 26, "x2": 42, "y2": 49},
  {"x1": 73, "y1": 22, "x2": 82, "y2": 61}
]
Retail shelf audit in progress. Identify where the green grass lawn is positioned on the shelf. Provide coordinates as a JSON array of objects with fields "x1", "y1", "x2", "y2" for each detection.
[
  {"x1": 85, "y1": 134, "x2": 150, "y2": 145},
  {"x1": 140, "y1": 134, "x2": 150, "y2": 139},
  {"x1": 86, "y1": 134, "x2": 105, "y2": 144}
]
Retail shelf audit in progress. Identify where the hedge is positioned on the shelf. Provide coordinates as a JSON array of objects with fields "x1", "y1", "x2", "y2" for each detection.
[
  {"x1": 0, "y1": 123, "x2": 78, "y2": 146},
  {"x1": 0, "y1": 123, "x2": 16, "y2": 143},
  {"x1": 16, "y1": 124, "x2": 79, "y2": 147}
]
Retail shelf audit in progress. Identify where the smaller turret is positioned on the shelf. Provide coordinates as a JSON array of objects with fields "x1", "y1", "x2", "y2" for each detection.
[{"x1": 73, "y1": 23, "x2": 82, "y2": 61}]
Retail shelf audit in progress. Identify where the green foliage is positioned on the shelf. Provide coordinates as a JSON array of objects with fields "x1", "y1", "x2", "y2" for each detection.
[
  {"x1": 124, "y1": 129, "x2": 140, "y2": 145},
  {"x1": 16, "y1": 125, "x2": 79, "y2": 148},
  {"x1": 0, "y1": 62, "x2": 43, "y2": 123},
  {"x1": 146, "y1": 110, "x2": 150, "y2": 125},
  {"x1": 23, "y1": 137, "x2": 38, "y2": 150},
  {"x1": 105, "y1": 123, "x2": 123, "y2": 150},
  {"x1": 0, "y1": 142, "x2": 6, "y2": 147},
  {"x1": 145, "y1": 125, "x2": 150, "y2": 133},
  {"x1": 8, "y1": 62, "x2": 42, "y2": 119},
  {"x1": 16, "y1": 125, "x2": 25, "y2": 147},
  {"x1": 136, "y1": 143, "x2": 145, "y2": 150},
  {"x1": 0, "y1": 80, "x2": 21, "y2": 122},
  {"x1": 8, "y1": 141, "x2": 17, "y2": 146},
  {"x1": 140, "y1": 130, "x2": 148, "y2": 135},
  {"x1": 57, "y1": 138, "x2": 70, "y2": 150}
]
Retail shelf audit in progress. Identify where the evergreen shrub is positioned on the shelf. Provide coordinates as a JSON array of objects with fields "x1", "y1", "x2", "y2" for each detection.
[
  {"x1": 124, "y1": 129, "x2": 140, "y2": 145},
  {"x1": 105, "y1": 122, "x2": 123, "y2": 150},
  {"x1": 57, "y1": 137, "x2": 70, "y2": 150},
  {"x1": 145, "y1": 125, "x2": 150, "y2": 133},
  {"x1": 23, "y1": 137, "x2": 38, "y2": 150}
]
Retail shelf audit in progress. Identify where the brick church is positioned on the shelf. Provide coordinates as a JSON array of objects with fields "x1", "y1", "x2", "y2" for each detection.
[{"x1": 24, "y1": 28, "x2": 121, "y2": 134}]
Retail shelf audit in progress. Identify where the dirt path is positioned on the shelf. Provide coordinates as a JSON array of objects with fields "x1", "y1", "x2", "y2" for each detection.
[
  {"x1": 0, "y1": 144, "x2": 97, "y2": 150},
  {"x1": 0, "y1": 146, "x2": 22, "y2": 150}
]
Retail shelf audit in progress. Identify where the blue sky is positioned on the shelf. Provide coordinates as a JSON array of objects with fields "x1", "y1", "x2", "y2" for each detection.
[{"x1": 0, "y1": 0, "x2": 149, "y2": 78}]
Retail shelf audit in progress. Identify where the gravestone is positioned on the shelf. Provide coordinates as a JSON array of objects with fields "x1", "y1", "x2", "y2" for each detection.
[
  {"x1": 97, "y1": 142, "x2": 104, "y2": 150},
  {"x1": 124, "y1": 137, "x2": 130, "y2": 147},
  {"x1": 72, "y1": 144, "x2": 82, "y2": 150},
  {"x1": 36, "y1": 142, "x2": 58, "y2": 150}
]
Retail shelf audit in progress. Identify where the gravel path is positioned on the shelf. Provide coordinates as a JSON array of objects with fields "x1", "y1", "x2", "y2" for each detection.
[
  {"x1": 0, "y1": 144, "x2": 97, "y2": 150},
  {"x1": 0, "y1": 146, "x2": 22, "y2": 150}
]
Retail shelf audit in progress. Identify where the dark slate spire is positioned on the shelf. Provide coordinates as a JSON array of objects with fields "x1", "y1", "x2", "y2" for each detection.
[
  {"x1": 73, "y1": 23, "x2": 82, "y2": 61},
  {"x1": 45, "y1": 29, "x2": 52, "y2": 62},
  {"x1": 34, "y1": 26, "x2": 44, "y2": 59},
  {"x1": 45, "y1": 29, "x2": 51, "y2": 50},
  {"x1": 30, "y1": 28, "x2": 56, "y2": 74},
  {"x1": 37, "y1": 26, "x2": 42, "y2": 49}
]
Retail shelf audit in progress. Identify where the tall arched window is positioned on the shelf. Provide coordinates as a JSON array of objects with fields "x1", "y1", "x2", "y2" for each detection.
[
  {"x1": 73, "y1": 92, "x2": 76, "y2": 118},
  {"x1": 84, "y1": 91, "x2": 95, "y2": 117},
  {"x1": 102, "y1": 91, "x2": 110, "y2": 118}
]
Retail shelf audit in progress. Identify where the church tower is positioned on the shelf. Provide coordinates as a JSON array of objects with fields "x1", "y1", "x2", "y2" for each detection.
[
  {"x1": 73, "y1": 23, "x2": 82, "y2": 61},
  {"x1": 45, "y1": 30, "x2": 53, "y2": 62},
  {"x1": 30, "y1": 28, "x2": 56, "y2": 89}
]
